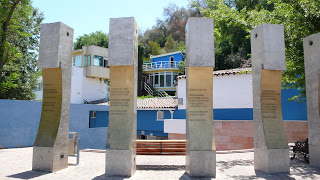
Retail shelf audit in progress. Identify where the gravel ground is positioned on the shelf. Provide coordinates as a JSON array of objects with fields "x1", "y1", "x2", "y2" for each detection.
[{"x1": 0, "y1": 147, "x2": 320, "y2": 180}]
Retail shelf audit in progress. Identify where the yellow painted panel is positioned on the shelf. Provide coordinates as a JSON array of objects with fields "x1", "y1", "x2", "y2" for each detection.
[
  {"x1": 261, "y1": 69, "x2": 288, "y2": 149},
  {"x1": 106, "y1": 66, "x2": 136, "y2": 150},
  {"x1": 187, "y1": 66, "x2": 215, "y2": 151},
  {"x1": 34, "y1": 68, "x2": 62, "y2": 147}
]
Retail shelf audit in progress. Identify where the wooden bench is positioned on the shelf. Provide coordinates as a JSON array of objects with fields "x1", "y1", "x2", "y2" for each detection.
[
  {"x1": 290, "y1": 138, "x2": 309, "y2": 163},
  {"x1": 136, "y1": 140, "x2": 186, "y2": 155}
]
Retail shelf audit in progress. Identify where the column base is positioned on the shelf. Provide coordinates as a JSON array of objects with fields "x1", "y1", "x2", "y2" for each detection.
[
  {"x1": 254, "y1": 147, "x2": 290, "y2": 173},
  {"x1": 309, "y1": 144, "x2": 320, "y2": 167},
  {"x1": 32, "y1": 146, "x2": 68, "y2": 172},
  {"x1": 105, "y1": 149, "x2": 136, "y2": 177},
  {"x1": 186, "y1": 150, "x2": 216, "y2": 177}
]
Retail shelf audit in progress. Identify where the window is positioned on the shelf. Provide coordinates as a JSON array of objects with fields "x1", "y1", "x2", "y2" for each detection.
[
  {"x1": 157, "y1": 110, "x2": 164, "y2": 121},
  {"x1": 94, "y1": 55, "x2": 104, "y2": 67},
  {"x1": 154, "y1": 73, "x2": 159, "y2": 87},
  {"x1": 104, "y1": 58, "x2": 108, "y2": 68},
  {"x1": 150, "y1": 74, "x2": 153, "y2": 86},
  {"x1": 73, "y1": 55, "x2": 82, "y2": 66},
  {"x1": 160, "y1": 72, "x2": 164, "y2": 87},
  {"x1": 170, "y1": 56, "x2": 174, "y2": 67},
  {"x1": 166, "y1": 72, "x2": 172, "y2": 87},
  {"x1": 83, "y1": 55, "x2": 91, "y2": 66},
  {"x1": 87, "y1": 55, "x2": 91, "y2": 66},
  {"x1": 92, "y1": 111, "x2": 96, "y2": 118}
]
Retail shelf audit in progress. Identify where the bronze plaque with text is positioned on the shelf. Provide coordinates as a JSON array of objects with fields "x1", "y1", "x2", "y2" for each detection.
[
  {"x1": 106, "y1": 66, "x2": 135, "y2": 150},
  {"x1": 187, "y1": 66, "x2": 215, "y2": 151},
  {"x1": 261, "y1": 69, "x2": 288, "y2": 149},
  {"x1": 34, "y1": 68, "x2": 62, "y2": 147}
]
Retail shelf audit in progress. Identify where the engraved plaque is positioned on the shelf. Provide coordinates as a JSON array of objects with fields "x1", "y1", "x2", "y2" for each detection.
[
  {"x1": 187, "y1": 67, "x2": 213, "y2": 122},
  {"x1": 261, "y1": 69, "x2": 288, "y2": 149},
  {"x1": 187, "y1": 66, "x2": 215, "y2": 151},
  {"x1": 34, "y1": 68, "x2": 62, "y2": 147},
  {"x1": 106, "y1": 66, "x2": 135, "y2": 150}
]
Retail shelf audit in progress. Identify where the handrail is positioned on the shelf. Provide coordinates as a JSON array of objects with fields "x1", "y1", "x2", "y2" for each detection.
[{"x1": 143, "y1": 61, "x2": 179, "y2": 70}]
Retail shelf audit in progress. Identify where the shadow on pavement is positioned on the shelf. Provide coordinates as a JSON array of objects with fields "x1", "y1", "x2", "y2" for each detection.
[
  {"x1": 7, "y1": 170, "x2": 49, "y2": 179},
  {"x1": 136, "y1": 165, "x2": 185, "y2": 171},
  {"x1": 92, "y1": 174, "x2": 127, "y2": 180}
]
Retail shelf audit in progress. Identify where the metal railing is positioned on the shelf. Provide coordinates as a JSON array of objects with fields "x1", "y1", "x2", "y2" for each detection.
[
  {"x1": 143, "y1": 61, "x2": 179, "y2": 70},
  {"x1": 144, "y1": 82, "x2": 167, "y2": 97}
]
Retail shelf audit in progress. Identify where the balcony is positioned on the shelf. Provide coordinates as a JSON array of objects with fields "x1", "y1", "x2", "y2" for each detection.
[
  {"x1": 86, "y1": 66, "x2": 110, "y2": 79},
  {"x1": 143, "y1": 61, "x2": 179, "y2": 72}
]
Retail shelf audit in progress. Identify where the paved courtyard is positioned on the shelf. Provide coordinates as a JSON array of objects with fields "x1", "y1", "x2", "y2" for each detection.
[{"x1": 0, "y1": 147, "x2": 319, "y2": 180}]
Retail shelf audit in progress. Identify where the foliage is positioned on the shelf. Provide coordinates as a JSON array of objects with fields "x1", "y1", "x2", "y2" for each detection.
[
  {"x1": 164, "y1": 35, "x2": 175, "y2": 52},
  {"x1": 178, "y1": 60, "x2": 186, "y2": 75},
  {"x1": 139, "y1": 3, "x2": 202, "y2": 58},
  {"x1": 138, "y1": 43, "x2": 145, "y2": 96},
  {"x1": 74, "y1": 31, "x2": 108, "y2": 50},
  {"x1": 0, "y1": 0, "x2": 44, "y2": 100},
  {"x1": 137, "y1": 95, "x2": 156, "y2": 99},
  {"x1": 148, "y1": 41, "x2": 162, "y2": 55},
  {"x1": 196, "y1": 0, "x2": 320, "y2": 101}
]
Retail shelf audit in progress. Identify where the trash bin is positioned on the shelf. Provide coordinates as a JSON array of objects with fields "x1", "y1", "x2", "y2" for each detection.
[{"x1": 68, "y1": 132, "x2": 78, "y2": 155}]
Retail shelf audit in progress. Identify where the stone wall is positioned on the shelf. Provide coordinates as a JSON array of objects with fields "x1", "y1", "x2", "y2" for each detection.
[{"x1": 169, "y1": 120, "x2": 308, "y2": 151}]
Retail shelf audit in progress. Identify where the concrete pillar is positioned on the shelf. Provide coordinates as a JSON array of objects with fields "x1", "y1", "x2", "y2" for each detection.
[
  {"x1": 32, "y1": 22, "x2": 73, "y2": 172},
  {"x1": 185, "y1": 17, "x2": 216, "y2": 177},
  {"x1": 105, "y1": 17, "x2": 138, "y2": 177},
  {"x1": 251, "y1": 23, "x2": 290, "y2": 173},
  {"x1": 303, "y1": 32, "x2": 320, "y2": 167}
]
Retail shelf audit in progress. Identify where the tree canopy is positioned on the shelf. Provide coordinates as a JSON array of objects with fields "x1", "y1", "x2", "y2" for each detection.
[
  {"x1": 196, "y1": 0, "x2": 320, "y2": 101},
  {"x1": 0, "y1": 0, "x2": 44, "y2": 100},
  {"x1": 74, "y1": 31, "x2": 109, "y2": 50}
]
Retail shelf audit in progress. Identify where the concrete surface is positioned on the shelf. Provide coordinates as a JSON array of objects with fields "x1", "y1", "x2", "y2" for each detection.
[
  {"x1": 106, "y1": 17, "x2": 138, "y2": 176},
  {"x1": 38, "y1": 22, "x2": 74, "y2": 69},
  {"x1": 185, "y1": 17, "x2": 216, "y2": 177},
  {"x1": 185, "y1": 17, "x2": 215, "y2": 67},
  {"x1": 303, "y1": 32, "x2": 320, "y2": 168},
  {"x1": 251, "y1": 23, "x2": 290, "y2": 173},
  {"x1": 108, "y1": 17, "x2": 138, "y2": 66},
  {"x1": 1, "y1": 147, "x2": 320, "y2": 180}
]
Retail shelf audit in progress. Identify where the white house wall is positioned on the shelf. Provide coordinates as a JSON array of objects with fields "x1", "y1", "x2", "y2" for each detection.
[
  {"x1": 177, "y1": 74, "x2": 253, "y2": 109},
  {"x1": 71, "y1": 67, "x2": 109, "y2": 104}
]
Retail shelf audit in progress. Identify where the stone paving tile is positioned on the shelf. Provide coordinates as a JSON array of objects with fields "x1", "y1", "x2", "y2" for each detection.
[{"x1": 1, "y1": 147, "x2": 320, "y2": 180}]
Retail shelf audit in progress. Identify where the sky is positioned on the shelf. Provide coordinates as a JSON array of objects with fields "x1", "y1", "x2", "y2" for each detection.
[{"x1": 32, "y1": 0, "x2": 190, "y2": 40}]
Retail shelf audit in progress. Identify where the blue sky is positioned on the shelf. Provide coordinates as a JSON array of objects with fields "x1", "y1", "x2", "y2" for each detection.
[{"x1": 32, "y1": 0, "x2": 189, "y2": 40}]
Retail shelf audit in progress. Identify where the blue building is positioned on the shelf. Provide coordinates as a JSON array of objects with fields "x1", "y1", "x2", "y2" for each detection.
[{"x1": 143, "y1": 51, "x2": 184, "y2": 94}]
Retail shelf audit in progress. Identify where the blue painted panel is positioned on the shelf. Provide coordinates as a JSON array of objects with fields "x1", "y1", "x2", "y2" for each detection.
[
  {"x1": 173, "y1": 109, "x2": 253, "y2": 120},
  {"x1": 137, "y1": 110, "x2": 171, "y2": 136},
  {"x1": 89, "y1": 111, "x2": 109, "y2": 128},
  {"x1": 151, "y1": 53, "x2": 184, "y2": 63},
  {"x1": 281, "y1": 89, "x2": 307, "y2": 120}
]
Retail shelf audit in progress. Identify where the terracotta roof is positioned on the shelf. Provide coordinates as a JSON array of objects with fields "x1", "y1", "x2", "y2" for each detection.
[
  {"x1": 98, "y1": 97, "x2": 178, "y2": 109},
  {"x1": 177, "y1": 68, "x2": 252, "y2": 79}
]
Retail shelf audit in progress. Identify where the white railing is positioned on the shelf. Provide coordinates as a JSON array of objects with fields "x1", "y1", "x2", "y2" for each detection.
[{"x1": 143, "y1": 61, "x2": 179, "y2": 70}]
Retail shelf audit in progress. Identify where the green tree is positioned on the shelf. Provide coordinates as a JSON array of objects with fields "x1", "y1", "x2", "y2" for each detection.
[
  {"x1": 148, "y1": 41, "x2": 162, "y2": 55},
  {"x1": 0, "y1": 0, "x2": 44, "y2": 100},
  {"x1": 74, "y1": 31, "x2": 108, "y2": 50},
  {"x1": 198, "y1": 0, "x2": 320, "y2": 101},
  {"x1": 138, "y1": 43, "x2": 145, "y2": 96},
  {"x1": 164, "y1": 35, "x2": 175, "y2": 52}
]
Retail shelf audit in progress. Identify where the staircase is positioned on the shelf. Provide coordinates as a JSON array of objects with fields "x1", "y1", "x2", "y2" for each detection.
[{"x1": 144, "y1": 82, "x2": 167, "y2": 97}]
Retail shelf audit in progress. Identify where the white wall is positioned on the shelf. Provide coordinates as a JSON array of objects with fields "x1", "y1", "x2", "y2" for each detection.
[
  {"x1": 70, "y1": 67, "x2": 109, "y2": 104},
  {"x1": 164, "y1": 119, "x2": 186, "y2": 134},
  {"x1": 177, "y1": 74, "x2": 253, "y2": 109}
]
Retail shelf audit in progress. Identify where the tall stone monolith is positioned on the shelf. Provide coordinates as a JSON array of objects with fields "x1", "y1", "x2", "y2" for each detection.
[
  {"x1": 185, "y1": 17, "x2": 216, "y2": 177},
  {"x1": 251, "y1": 23, "x2": 290, "y2": 173},
  {"x1": 33, "y1": 22, "x2": 73, "y2": 172},
  {"x1": 304, "y1": 32, "x2": 320, "y2": 167},
  {"x1": 105, "y1": 17, "x2": 138, "y2": 177}
]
